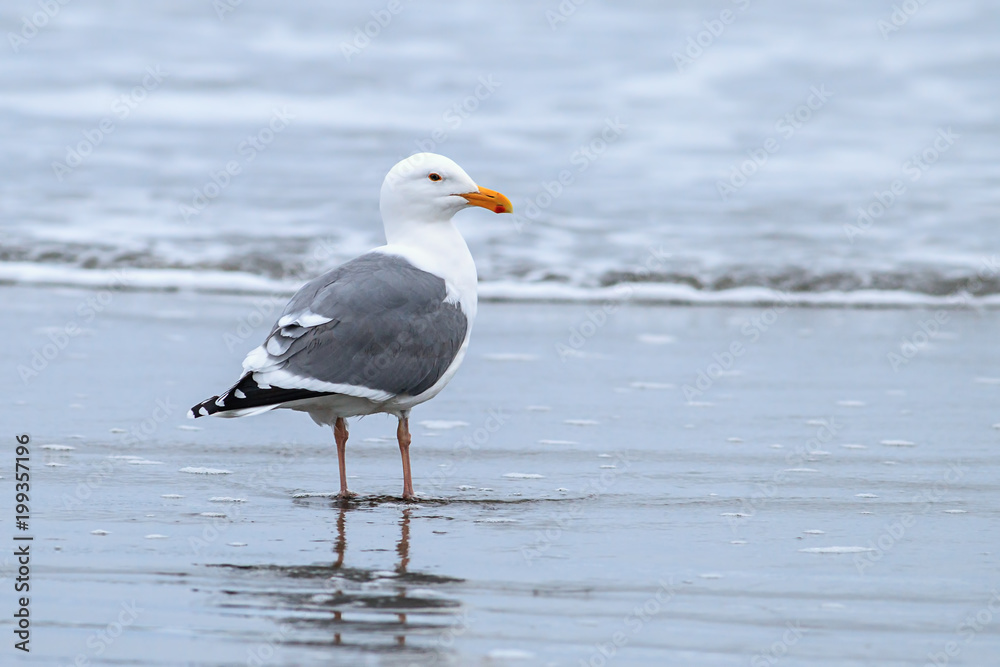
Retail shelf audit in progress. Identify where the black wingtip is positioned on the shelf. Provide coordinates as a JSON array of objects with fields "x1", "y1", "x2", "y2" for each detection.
[{"x1": 191, "y1": 374, "x2": 334, "y2": 418}]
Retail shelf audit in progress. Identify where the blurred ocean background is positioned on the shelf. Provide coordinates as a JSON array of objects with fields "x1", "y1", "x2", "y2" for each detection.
[{"x1": 1, "y1": 0, "x2": 998, "y2": 304}]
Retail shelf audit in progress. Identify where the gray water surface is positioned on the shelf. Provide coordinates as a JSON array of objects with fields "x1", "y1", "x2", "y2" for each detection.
[{"x1": 3, "y1": 288, "x2": 999, "y2": 665}]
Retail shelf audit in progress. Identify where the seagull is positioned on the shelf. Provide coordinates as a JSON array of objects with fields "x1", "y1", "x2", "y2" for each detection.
[{"x1": 189, "y1": 153, "x2": 511, "y2": 500}]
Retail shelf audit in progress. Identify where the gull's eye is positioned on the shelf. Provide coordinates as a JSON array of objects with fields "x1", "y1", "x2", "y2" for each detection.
[{"x1": 428, "y1": 173, "x2": 442, "y2": 182}]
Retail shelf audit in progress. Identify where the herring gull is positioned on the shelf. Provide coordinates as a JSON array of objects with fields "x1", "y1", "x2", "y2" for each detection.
[{"x1": 189, "y1": 153, "x2": 512, "y2": 499}]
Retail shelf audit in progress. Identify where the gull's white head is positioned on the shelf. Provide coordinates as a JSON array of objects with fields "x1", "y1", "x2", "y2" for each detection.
[{"x1": 379, "y1": 153, "x2": 512, "y2": 229}]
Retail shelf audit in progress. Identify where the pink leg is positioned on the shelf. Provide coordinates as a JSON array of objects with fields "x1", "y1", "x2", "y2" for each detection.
[
  {"x1": 333, "y1": 418, "x2": 356, "y2": 499},
  {"x1": 397, "y1": 415, "x2": 416, "y2": 500}
]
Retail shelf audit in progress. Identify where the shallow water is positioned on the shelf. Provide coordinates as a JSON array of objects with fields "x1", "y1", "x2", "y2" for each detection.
[
  {"x1": 3, "y1": 287, "x2": 999, "y2": 665},
  {"x1": 1, "y1": 1, "x2": 999, "y2": 300}
]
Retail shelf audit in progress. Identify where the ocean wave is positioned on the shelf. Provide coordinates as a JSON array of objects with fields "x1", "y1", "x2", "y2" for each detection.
[{"x1": 3, "y1": 261, "x2": 999, "y2": 309}]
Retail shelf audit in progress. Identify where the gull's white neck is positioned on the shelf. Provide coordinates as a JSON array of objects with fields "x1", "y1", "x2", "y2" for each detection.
[{"x1": 376, "y1": 216, "x2": 479, "y2": 321}]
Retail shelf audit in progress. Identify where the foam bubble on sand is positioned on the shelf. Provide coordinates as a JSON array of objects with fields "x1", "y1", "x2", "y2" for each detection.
[
  {"x1": 805, "y1": 419, "x2": 828, "y2": 426},
  {"x1": 90, "y1": 530, "x2": 110, "y2": 536},
  {"x1": 540, "y1": 439, "x2": 578, "y2": 445},
  {"x1": 836, "y1": 400, "x2": 866, "y2": 407},
  {"x1": 177, "y1": 425, "x2": 202, "y2": 431},
  {"x1": 770, "y1": 444, "x2": 784, "y2": 449},
  {"x1": 180, "y1": 467, "x2": 232, "y2": 474},
  {"x1": 784, "y1": 468, "x2": 819, "y2": 473},
  {"x1": 210, "y1": 497, "x2": 247, "y2": 503},
  {"x1": 41, "y1": 444, "x2": 75, "y2": 451},
  {"x1": 564, "y1": 419, "x2": 600, "y2": 426},
  {"x1": 600, "y1": 465, "x2": 617, "y2": 469},
  {"x1": 880, "y1": 439, "x2": 916, "y2": 447},
  {"x1": 483, "y1": 353, "x2": 538, "y2": 361},
  {"x1": 199, "y1": 512, "x2": 227, "y2": 518},
  {"x1": 637, "y1": 334, "x2": 675, "y2": 345},
  {"x1": 475, "y1": 518, "x2": 519, "y2": 523},
  {"x1": 856, "y1": 493, "x2": 879, "y2": 498},
  {"x1": 727, "y1": 437, "x2": 744, "y2": 443},
  {"x1": 629, "y1": 381, "x2": 674, "y2": 389},
  {"x1": 488, "y1": 649, "x2": 535, "y2": 660},
  {"x1": 503, "y1": 473, "x2": 545, "y2": 479},
  {"x1": 556, "y1": 487, "x2": 569, "y2": 492},
  {"x1": 362, "y1": 437, "x2": 391, "y2": 443},
  {"x1": 943, "y1": 509, "x2": 967, "y2": 514},
  {"x1": 128, "y1": 459, "x2": 164, "y2": 465},
  {"x1": 145, "y1": 534, "x2": 168, "y2": 539},
  {"x1": 292, "y1": 492, "x2": 336, "y2": 498},
  {"x1": 721, "y1": 512, "x2": 749, "y2": 518},
  {"x1": 803, "y1": 530, "x2": 826, "y2": 535},
  {"x1": 373, "y1": 570, "x2": 398, "y2": 578},
  {"x1": 419, "y1": 420, "x2": 469, "y2": 430},
  {"x1": 800, "y1": 546, "x2": 875, "y2": 554},
  {"x1": 109, "y1": 455, "x2": 143, "y2": 460},
  {"x1": 526, "y1": 405, "x2": 551, "y2": 412},
  {"x1": 731, "y1": 540, "x2": 747, "y2": 545},
  {"x1": 161, "y1": 494, "x2": 184, "y2": 499},
  {"x1": 821, "y1": 602, "x2": 847, "y2": 609},
  {"x1": 109, "y1": 428, "x2": 126, "y2": 433},
  {"x1": 227, "y1": 542, "x2": 247, "y2": 547},
  {"x1": 686, "y1": 401, "x2": 715, "y2": 407},
  {"x1": 841, "y1": 444, "x2": 866, "y2": 449}
]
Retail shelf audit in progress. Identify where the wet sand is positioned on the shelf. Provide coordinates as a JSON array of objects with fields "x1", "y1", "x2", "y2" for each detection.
[{"x1": 3, "y1": 286, "x2": 1000, "y2": 666}]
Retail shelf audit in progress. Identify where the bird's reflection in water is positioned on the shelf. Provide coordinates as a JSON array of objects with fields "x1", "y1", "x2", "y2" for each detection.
[{"x1": 214, "y1": 500, "x2": 462, "y2": 660}]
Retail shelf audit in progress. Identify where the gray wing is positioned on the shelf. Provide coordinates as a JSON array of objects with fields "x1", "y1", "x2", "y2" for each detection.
[{"x1": 246, "y1": 252, "x2": 468, "y2": 398}]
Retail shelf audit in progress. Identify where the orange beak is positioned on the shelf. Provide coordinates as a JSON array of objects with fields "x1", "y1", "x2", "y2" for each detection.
[{"x1": 458, "y1": 186, "x2": 513, "y2": 214}]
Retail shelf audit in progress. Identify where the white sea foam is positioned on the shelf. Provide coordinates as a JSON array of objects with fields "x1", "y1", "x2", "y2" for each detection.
[{"x1": 419, "y1": 420, "x2": 469, "y2": 430}]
